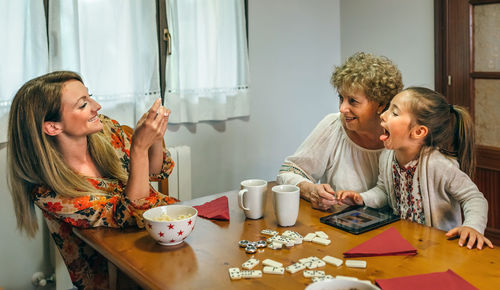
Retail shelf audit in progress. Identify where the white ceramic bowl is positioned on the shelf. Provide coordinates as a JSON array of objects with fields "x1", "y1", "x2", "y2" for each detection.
[
  {"x1": 143, "y1": 205, "x2": 198, "y2": 246},
  {"x1": 306, "y1": 278, "x2": 379, "y2": 290}
]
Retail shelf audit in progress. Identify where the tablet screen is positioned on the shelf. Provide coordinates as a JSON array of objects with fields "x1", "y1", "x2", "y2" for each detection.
[{"x1": 320, "y1": 206, "x2": 400, "y2": 235}]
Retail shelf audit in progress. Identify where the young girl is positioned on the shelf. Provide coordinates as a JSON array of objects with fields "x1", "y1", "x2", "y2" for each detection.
[
  {"x1": 337, "y1": 87, "x2": 493, "y2": 250},
  {"x1": 8, "y1": 71, "x2": 178, "y2": 288}
]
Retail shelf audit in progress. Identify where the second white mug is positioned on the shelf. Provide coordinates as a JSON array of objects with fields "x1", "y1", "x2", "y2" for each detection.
[
  {"x1": 272, "y1": 184, "x2": 300, "y2": 227},
  {"x1": 238, "y1": 179, "x2": 268, "y2": 219}
]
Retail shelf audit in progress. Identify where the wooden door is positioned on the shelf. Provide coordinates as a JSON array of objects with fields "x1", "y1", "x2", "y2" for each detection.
[{"x1": 435, "y1": 0, "x2": 500, "y2": 244}]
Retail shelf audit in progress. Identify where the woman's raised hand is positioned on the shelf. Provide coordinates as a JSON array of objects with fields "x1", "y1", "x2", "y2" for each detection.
[{"x1": 131, "y1": 98, "x2": 170, "y2": 152}]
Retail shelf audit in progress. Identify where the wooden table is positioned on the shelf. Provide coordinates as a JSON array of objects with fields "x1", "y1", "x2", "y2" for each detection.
[{"x1": 74, "y1": 183, "x2": 500, "y2": 290}]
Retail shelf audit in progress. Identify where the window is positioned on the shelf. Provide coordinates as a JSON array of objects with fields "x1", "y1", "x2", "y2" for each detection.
[
  {"x1": 49, "y1": 0, "x2": 160, "y2": 123},
  {"x1": 0, "y1": 0, "x2": 250, "y2": 143},
  {"x1": 164, "y1": 0, "x2": 250, "y2": 123},
  {"x1": 0, "y1": 1, "x2": 48, "y2": 142}
]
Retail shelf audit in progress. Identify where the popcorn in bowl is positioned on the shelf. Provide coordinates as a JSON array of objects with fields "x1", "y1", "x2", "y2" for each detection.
[{"x1": 143, "y1": 205, "x2": 198, "y2": 246}]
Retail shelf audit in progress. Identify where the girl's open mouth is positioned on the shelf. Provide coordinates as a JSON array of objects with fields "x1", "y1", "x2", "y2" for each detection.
[{"x1": 380, "y1": 128, "x2": 390, "y2": 141}]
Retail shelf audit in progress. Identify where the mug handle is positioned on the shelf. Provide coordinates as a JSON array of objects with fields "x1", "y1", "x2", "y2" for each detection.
[{"x1": 238, "y1": 189, "x2": 250, "y2": 210}]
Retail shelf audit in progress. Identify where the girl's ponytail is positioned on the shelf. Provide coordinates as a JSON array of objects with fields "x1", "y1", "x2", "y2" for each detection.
[
  {"x1": 406, "y1": 87, "x2": 476, "y2": 178},
  {"x1": 451, "y1": 105, "x2": 476, "y2": 177}
]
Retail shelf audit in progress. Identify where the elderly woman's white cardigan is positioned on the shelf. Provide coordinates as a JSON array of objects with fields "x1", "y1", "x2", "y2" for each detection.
[{"x1": 360, "y1": 148, "x2": 488, "y2": 233}]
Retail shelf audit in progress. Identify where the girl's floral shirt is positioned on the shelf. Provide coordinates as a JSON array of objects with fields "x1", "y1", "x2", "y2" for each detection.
[
  {"x1": 32, "y1": 115, "x2": 177, "y2": 289},
  {"x1": 392, "y1": 156, "x2": 425, "y2": 225}
]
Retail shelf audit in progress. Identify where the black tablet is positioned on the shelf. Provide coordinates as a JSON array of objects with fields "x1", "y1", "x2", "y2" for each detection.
[{"x1": 320, "y1": 206, "x2": 400, "y2": 235}]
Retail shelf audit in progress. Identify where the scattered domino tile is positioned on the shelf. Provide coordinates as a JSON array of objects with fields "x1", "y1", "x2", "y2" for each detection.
[
  {"x1": 305, "y1": 260, "x2": 323, "y2": 269},
  {"x1": 267, "y1": 236, "x2": 278, "y2": 244},
  {"x1": 345, "y1": 260, "x2": 367, "y2": 269},
  {"x1": 315, "y1": 260, "x2": 326, "y2": 267},
  {"x1": 263, "y1": 266, "x2": 285, "y2": 275},
  {"x1": 285, "y1": 262, "x2": 306, "y2": 274},
  {"x1": 282, "y1": 230, "x2": 303, "y2": 242},
  {"x1": 315, "y1": 231, "x2": 329, "y2": 239},
  {"x1": 301, "y1": 256, "x2": 320, "y2": 263},
  {"x1": 335, "y1": 275, "x2": 359, "y2": 281},
  {"x1": 322, "y1": 255, "x2": 343, "y2": 267},
  {"x1": 303, "y1": 270, "x2": 325, "y2": 278},
  {"x1": 312, "y1": 275, "x2": 334, "y2": 282},
  {"x1": 268, "y1": 242, "x2": 283, "y2": 249},
  {"x1": 274, "y1": 236, "x2": 294, "y2": 246},
  {"x1": 261, "y1": 229, "x2": 278, "y2": 236},
  {"x1": 305, "y1": 261, "x2": 318, "y2": 269},
  {"x1": 228, "y1": 268, "x2": 242, "y2": 280},
  {"x1": 311, "y1": 237, "x2": 331, "y2": 245},
  {"x1": 262, "y1": 259, "x2": 283, "y2": 268},
  {"x1": 241, "y1": 270, "x2": 262, "y2": 278},
  {"x1": 303, "y1": 233, "x2": 316, "y2": 242},
  {"x1": 241, "y1": 258, "x2": 259, "y2": 270}
]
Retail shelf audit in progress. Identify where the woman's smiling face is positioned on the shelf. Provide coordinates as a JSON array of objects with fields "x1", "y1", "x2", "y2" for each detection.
[
  {"x1": 58, "y1": 80, "x2": 103, "y2": 138},
  {"x1": 339, "y1": 89, "x2": 382, "y2": 133}
]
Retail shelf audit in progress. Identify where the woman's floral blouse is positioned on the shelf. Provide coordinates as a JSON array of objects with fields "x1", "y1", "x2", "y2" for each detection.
[{"x1": 32, "y1": 115, "x2": 177, "y2": 289}]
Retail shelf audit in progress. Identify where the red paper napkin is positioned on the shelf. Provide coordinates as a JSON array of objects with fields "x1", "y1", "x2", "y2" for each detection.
[
  {"x1": 193, "y1": 196, "x2": 230, "y2": 220},
  {"x1": 343, "y1": 227, "x2": 417, "y2": 257},
  {"x1": 376, "y1": 269, "x2": 478, "y2": 290}
]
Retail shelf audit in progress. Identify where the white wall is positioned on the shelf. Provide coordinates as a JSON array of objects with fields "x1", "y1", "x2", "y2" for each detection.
[
  {"x1": 0, "y1": 0, "x2": 435, "y2": 288},
  {"x1": 340, "y1": 0, "x2": 435, "y2": 88},
  {"x1": 165, "y1": 0, "x2": 341, "y2": 198},
  {"x1": 0, "y1": 144, "x2": 53, "y2": 290}
]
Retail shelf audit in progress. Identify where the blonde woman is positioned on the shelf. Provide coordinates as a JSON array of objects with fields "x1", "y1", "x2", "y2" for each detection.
[
  {"x1": 277, "y1": 52, "x2": 403, "y2": 211},
  {"x1": 8, "y1": 71, "x2": 177, "y2": 289}
]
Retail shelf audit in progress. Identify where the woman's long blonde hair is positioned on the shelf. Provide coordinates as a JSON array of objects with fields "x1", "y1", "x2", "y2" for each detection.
[{"x1": 8, "y1": 71, "x2": 128, "y2": 237}]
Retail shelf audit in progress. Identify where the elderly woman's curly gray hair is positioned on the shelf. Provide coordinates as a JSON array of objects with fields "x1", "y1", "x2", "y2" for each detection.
[{"x1": 331, "y1": 52, "x2": 403, "y2": 106}]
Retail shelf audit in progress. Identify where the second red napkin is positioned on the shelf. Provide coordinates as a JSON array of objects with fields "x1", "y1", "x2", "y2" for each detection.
[
  {"x1": 343, "y1": 227, "x2": 417, "y2": 257},
  {"x1": 193, "y1": 196, "x2": 230, "y2": 221},
  {"x1": 376, "y1": 269, "x2": 477, "y2": 290}
]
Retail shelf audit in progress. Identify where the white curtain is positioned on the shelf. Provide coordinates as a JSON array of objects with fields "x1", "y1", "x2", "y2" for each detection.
[
  {"x1": 165, "y1": 0, "x2": 250, "y2": 123},
  {"x1": 0, "y1": 0, "x2": 48, "y2": 143},
  {"x1": 48, "y1": 0, "x2": 160, "y2": 125}
]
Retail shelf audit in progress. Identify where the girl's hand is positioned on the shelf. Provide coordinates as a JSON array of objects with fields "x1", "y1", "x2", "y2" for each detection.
[
  {"x1": 445, "y1": 226, "x2": 494, "y2": 250},
  {"x1": 297, "y1": 182, "x2": 338, "y2": 211},
  {"x1": 336, "y1": 190, "x2": 364, "y2": 206},
  {"x1": 132, "y1": 99, "x2": 170, "y2": 152}
]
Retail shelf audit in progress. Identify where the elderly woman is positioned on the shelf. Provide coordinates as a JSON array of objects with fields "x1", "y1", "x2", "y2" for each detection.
[
  {"x1": 277, "y1": 52, "x2": 403, "y2": 211},
  {"x1": 8, "y1": 71, "x2": 177, "y2": 289}
]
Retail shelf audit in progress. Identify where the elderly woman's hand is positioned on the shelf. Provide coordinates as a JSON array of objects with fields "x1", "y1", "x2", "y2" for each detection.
[
  {"x1": 131, "y1": 98, "x2": 170, "y2": 152},
  {"x1": 297, "y1": 182, "x2": 338, "y2": 211}
]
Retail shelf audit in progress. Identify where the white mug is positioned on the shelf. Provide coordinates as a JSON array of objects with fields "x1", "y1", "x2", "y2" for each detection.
[
  {"x1": 272, "y1": 184, "x2": 300, "y2": 227},
  {"x1": 238, "y1": 179, "x2": 268, "y2": 219}
]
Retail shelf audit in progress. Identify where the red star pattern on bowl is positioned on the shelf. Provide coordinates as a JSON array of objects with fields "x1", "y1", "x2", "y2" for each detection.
[{"x1": 143, "y1": 205, "x2": 198, "y2": 246}]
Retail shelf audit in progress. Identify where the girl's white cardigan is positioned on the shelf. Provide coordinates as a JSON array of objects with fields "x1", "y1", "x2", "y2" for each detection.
[{"x1": 360, "y1": 148, "x2": 488, "y2": 233}]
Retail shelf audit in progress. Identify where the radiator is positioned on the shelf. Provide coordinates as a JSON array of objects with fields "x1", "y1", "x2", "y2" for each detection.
[
  {"x1": 164, "y1": 145, "x2": 192, "y2": 201},
  {"x1": 49, "y1": 145, "x2": 192, "y2": 288}
]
